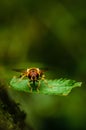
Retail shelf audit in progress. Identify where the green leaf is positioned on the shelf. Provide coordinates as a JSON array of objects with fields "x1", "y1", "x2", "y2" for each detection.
[{"x1": 10, "y1": 77, "x2": 82, "y2": 96}]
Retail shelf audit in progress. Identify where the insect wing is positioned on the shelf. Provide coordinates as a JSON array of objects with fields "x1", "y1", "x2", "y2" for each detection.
[{"x1": 12, "y1": 68, "x2": 26, "y2": 73}]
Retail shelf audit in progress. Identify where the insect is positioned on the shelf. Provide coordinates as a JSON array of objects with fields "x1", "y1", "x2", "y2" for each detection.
[{"x1": 13, "y1": 67, "x2": 48, "y2": 92}]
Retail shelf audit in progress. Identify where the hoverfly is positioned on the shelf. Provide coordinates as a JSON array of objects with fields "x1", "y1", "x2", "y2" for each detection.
[{"x1": 13, "y1": 67, "x2": 48, "y2": 92}]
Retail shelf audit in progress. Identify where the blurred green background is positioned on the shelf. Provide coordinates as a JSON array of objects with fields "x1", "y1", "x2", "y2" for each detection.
[{"x1": 0, "y1": 0, "x2": 86, "y2": 130}]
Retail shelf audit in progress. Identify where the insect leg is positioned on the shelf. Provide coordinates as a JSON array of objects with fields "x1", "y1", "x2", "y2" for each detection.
[
  {"x1": 18, "y1": 74, "x2": 26, "y2": 82},
  {"x1": 41, "y1": 75, "x2": 52, "y2": 88},
  {"x1": 20, "y1": 74, "x2": 26, "y2": 79},
  {"x1": 27, "y1": 82, "x2": 32, "y2": 92},
  {"x1": 36, "y1": 80, "x2": 41, "y2": 92}
]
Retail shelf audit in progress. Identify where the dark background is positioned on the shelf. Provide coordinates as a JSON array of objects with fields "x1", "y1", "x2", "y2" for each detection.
[{"x1": 0, "y1": 0, "x2": 86, "y2": 130}]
